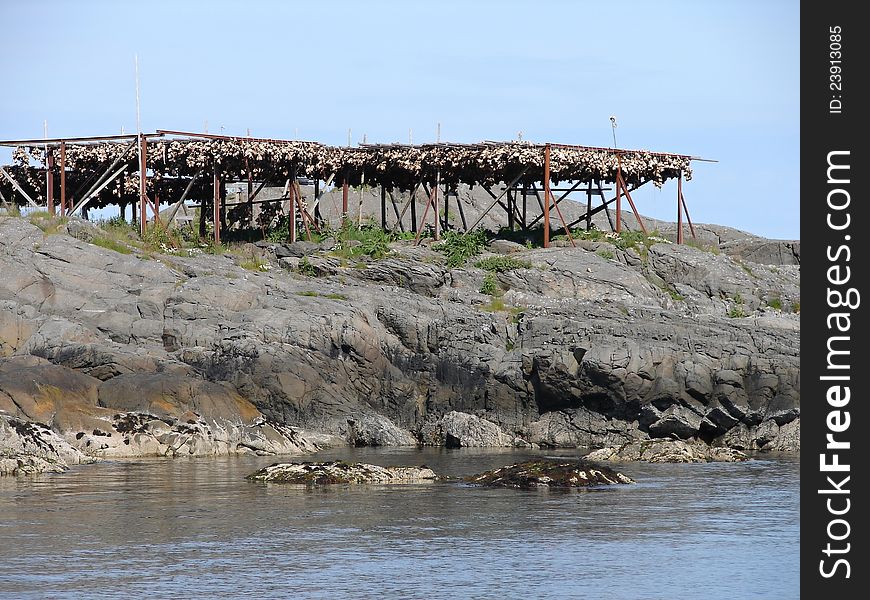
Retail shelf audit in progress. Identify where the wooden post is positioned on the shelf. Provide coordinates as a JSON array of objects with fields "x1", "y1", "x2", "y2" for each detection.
[
  {"x1": 410, "y1": 187, "x2": 417, "y2": 233},
  {"x1": 677, "y1": 173, "x2": 683, "y2": 244},
  {"x1": 289, "y1": 174, "x2": 297, "y2": 243},
  {"x1": 212, "y1": 166, "x2": 221, "y2": 245},
  {"x1": 59, "y1": 141, "x2": 66, "y2": 216},
  {"x1": 139, "y1": 134, "x2": 147, "y2": 236},
  {"x1": 341, "y1": 177, "x2": 349, "y2": 219},
  {"x1": 380, "y1": 186, "x2": 387, "y2": 230},
  {"x1": 615, "y1": 156, "x2": 622, "y2": 234},
  {"x1": 521, "y1": 181, "x2": 528, "y2": 229},
  {"x1": 586, "y1": 181, "x2": 593, "y2": 231},
  {"x1": 46, "y1": 149, "x2": 55, "y2": 215},
  {"x1": 543, "y1": 144, "x2": 551, "y2": 248},
  {"x1": 314, "y1": 178, "x2": 321, "y2": 224}
]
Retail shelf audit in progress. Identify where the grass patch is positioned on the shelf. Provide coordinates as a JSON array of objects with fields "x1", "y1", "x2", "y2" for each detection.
[
  {"x1": 295, "y1": 290, "x2": 348, "y2": 301},
  {"x1": 482, "y1": 297, "x2": 507, "y2": 312},
  {"x1": 596, "y1": 249, "x2": 615, "y2": 260},
  {"x1": 686, "y1": 239, "x2": 720, "y2": 255},
  {"x1": 791, "y1": 301, "x2": 800, "y2": 313},
  {"x1": 480, "y1": 272, "x2": 499, "y2": 296},
  {"x1": 297, "y1": 257, "x2": 318, "y2": 276},
  {"x1": 29, "y1": 212, "x2": 68, "y2": 235},
  {"x1": 91, "y1": 236, "x2": 133, "y2": 254},
  {"x1": 727, "y1": 306, "x2": 747, "y2": 318},
  {"x1": 239, "y1": 257, "x2": 271, "y2": 272},
  {"x1": 474, "y1": 256, "x2": 532, "y2": 272},
  {"x1": 767, "y1": 297, "x2": 783, "y2": 311},
  {"x1": 436, "y1": 230, "x2": 488, "y2": 268}
]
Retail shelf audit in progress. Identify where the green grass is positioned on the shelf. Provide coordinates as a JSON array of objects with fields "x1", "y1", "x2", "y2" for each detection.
[
  {"x1": 728, "y1": 306, "x2": 747, "y2": 318},
  {"x1": 767, "y1": 297, "x2": 783, "y2": 311},
  {"x1": 239, "y1": 257, "x2": 271, "y2": 272},
  {"x1": 791, "y1": 301, "x2": 800, "y2": 313},
  {"x1": 733, "y1": 292, "x2": 744, "y2": 305},
  {"x1": 474, "y1": 256, "x2": 532, "y2": 272},
  {"x1": 297, "y1": 257, "x2": 318, "y2": 276},
  {"x1": 686, "y1": 239, "x2": 720, "y2": 255},
  {"x1": 482, "y1": 297, "x2": 507, "y2": 312},
  {"x1": 596, "y1": 249, "x2": 615, "y2": 260},
  {"x1": 480, "y1": 272, "x2": 499, "y2": 295},
  {"x1": 435, "y1": 230, "x2": 488, "y2": 268},
  {"x1": 91, "y1": 236, "x2": 133, "y2": 254},
  {"x1": 29, "y1": 211, "x2": 68, "y2": 234},
  {"x1": 295, "y1": 290, "x2": 348, "y2": 301}
]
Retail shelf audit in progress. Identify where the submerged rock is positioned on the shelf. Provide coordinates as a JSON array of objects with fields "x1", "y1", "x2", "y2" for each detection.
[
  {"x1": 585, "y1": 439, "x2": 749, "y2": 463},
  {"x1": 465, "y1": 458, "x2": 634, "y2": 488},
  {"x1": 247, "y1": 461, "x2": 437, "y2": 484}
]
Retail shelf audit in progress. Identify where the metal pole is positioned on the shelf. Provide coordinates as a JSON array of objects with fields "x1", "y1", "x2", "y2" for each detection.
[
  {"x1": 521, "y1": 181, "x2": 527, "y2": 229},
  {"x1": 60, "y1": 141, "x2": 66, "y2": 216},
  {"x1": 433, "y1": 173, "x2": 440, "y2": 241},
  {"x1": 677, "y1": 173, "x2": 683, "y2": 244},
  {"x1": 586, "y1": 181, "x2": 593, "y2": 230},
  {"x1": 543, "y1": 144, "x2": 551, "y2": 248}
]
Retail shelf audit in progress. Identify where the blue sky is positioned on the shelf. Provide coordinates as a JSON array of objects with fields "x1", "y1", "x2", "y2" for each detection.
[{"x1": 1, "y1": 0, "x2": 799, "y2": 238}]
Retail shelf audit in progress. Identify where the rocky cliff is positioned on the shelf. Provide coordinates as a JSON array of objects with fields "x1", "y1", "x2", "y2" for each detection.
[{"x1": 0, "y1": 213, "x2": 799, "y2": 471}]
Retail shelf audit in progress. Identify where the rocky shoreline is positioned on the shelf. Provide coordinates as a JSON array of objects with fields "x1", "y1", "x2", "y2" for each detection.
[{"x1": 0, "y1": 210, "x2": 799, "y2": 474}]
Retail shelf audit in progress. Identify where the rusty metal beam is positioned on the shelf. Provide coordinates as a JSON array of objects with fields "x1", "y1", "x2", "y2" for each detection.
[
  {"x1": 679, "y1": 182, "x2": 696, "y2": 239},
  {"x1": 0, "y1": 133, "x2": 161, "y2": 146},
  {"x1": 617, "y1": 171, "x2": 648, "y2": 235}
]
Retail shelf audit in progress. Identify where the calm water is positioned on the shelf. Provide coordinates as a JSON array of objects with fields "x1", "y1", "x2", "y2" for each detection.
[{"x1": 0, "y1": 447, "x2": 799, "y2": 599}]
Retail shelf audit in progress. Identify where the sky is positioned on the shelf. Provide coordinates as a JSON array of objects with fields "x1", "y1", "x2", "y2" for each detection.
[{"x1": 0, "y1": 0, "x2": 799, "y2": 239}]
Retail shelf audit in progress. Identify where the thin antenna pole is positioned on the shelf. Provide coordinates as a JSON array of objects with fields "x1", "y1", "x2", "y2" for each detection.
[
  {"x1": 135, "y1": 54, "x2": 143, "y2": 226},
  {"x1": 436, "y1": 122, "x2": 441, "y2": 143},
  {"x1": 347, "y1": 128, "x2": 352, "y2": 147},
  {"x1": 610, "y1": 115, "x2": 618, "y2": 148}
]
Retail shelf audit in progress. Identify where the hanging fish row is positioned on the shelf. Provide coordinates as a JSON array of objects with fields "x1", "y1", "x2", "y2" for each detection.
[{"x1": 12, "y1": 140, "x2": 693, "y2": 194}]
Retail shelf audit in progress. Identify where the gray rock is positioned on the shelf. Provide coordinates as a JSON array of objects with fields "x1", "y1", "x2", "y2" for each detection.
[
  {"x1": 419, "y1": 411, "x2": 515, "y2": 447},
  {"x1": 247, "y1": 461, "x2": 437, "y2": 484},
  {"x1": 0, "y1": 215, "x2": 800, "y2": 456},
  {"x1": 1, "y1": 415, "x2": 94, "y2": 475},
  {"x1": 585, "y1": 439, "x2": 749, "y2": 463}
]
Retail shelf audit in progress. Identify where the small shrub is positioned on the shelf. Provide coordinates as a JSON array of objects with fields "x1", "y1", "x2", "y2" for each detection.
[
  {"x1": 728, "y1": 306, "x2": 747, "y2": 318},
  {"x1": 733, "y1": 292, "x2": 744, "y2": 305},
  {"x1": 791, "y1": 301, "x2": 800, "y2": 313},
  {"x1": 474, "y1": 256, "x2": 532, "y2": 272},
  {"x1": 767, "y1": 297, "x2": 783, "y2": 311},
  {"x1": 298, "y1": 257, "x2": 318, "y2": 276},
  {"x1": 436, "y1": 230, "x2": 488, "y2": 268},
  {"x1": 480, "y1": 272, "x2": 499, "y2": 296},
  {"x1": 482, "y1": 297, "x2": 506, "y2": 312}
]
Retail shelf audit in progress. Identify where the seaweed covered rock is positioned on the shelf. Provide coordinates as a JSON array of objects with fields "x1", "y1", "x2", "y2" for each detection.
[
  {"x1": 585, "y1": 439, "x2": 748, "y2": 463},
  {"x1": 247, "y1": 461, "x2": 437, "y2": 484},
  {"x1": 1, "y1": 415, "x2": 94, "y2": 475},
  {"x1": 465, "y1": 458, "x2": 633, "y2": 488}
]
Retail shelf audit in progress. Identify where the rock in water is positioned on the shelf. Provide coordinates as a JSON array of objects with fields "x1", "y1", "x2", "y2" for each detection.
[
  {"x1": 466, "y1": 458, "x2": 633, "y2": 488},
  {"x1": 584, "y1": 439, "x2": 749, "y2": 463},
  {"x1": 247, "y1": 461, "x2": 437, "y2": 484},
  {"x1": 1, "y1": 415, "x2": 94, "y2": 475}
]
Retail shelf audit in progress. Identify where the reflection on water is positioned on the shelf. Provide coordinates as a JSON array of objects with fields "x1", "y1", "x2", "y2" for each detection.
[{"x1": 0, "y1": 447, "x2": 799, "y2": 599}]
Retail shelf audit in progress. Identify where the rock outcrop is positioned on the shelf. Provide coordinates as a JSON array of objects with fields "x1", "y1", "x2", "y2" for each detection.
[
  {"x1": 465, "y1": 459, "x2": 634, "y2": 488},
  {"x1": 585, "y1": 439, "x2": 749, "y2": 463},
  {"x1": 247, "y1": 461, "x2": 437, "y2": 484},
  {"x1": 1, "y1": 414, "x2": 93, "y2": 474},
  {"x1": 0, "y1": 212, "x2": 800, "y2": 466}
]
